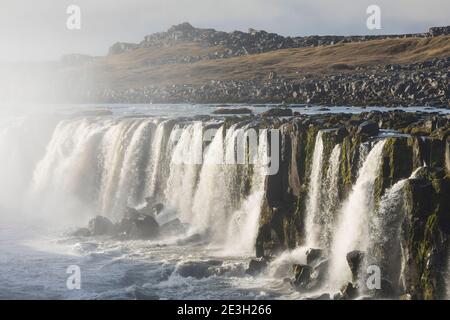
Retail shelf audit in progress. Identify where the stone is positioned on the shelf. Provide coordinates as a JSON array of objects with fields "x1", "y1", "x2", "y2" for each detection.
[
  {"x1": 261, "y1": 108, "x2": 293, "y2": 117},
  {"x1": 88, "y1": 216, "x2": 115, "y2": 236},
  {"x1": 306, "y1": 248, "x2": 324, "y2": 266},
  {"x1": 346, "y1": 250, "x2": 365, "y2": 282},
  {"x1": 212, "y1": 107, "x2": 253, "y2": 115},
  {"x1": 246, "y1": 258, "x2": 268, "y2": 275},
  {"x1": 340, "y1": 282, "x2": 358, "y2": 300},
  {"x1": 292, "y1": 264, "x2": 312, "y2": 287},
  {"x1": 176, "y1": 260, "x2": 222, "y2": 279},
  {"x1": 305, "y1": 293, "x2": 331, "y2": 300},
  {"x1": 356, "y1": 120, "x2": 379, "y2": 136},
  {"x1": 118, "y1": 208, "x2": 160, "y2": 239}
]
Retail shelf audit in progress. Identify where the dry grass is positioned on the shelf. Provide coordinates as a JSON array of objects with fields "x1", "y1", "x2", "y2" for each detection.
[{"x1": 70, "y1": 36, "x2": 450, "y2": 89}]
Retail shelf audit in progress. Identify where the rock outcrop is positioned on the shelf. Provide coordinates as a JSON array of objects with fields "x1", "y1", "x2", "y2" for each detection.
[{"x1": 253, "y1": 110, "x2": 449, "y2": 299}]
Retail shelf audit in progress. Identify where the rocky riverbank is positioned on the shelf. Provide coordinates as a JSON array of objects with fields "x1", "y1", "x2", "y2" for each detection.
[{"x1": 91, "y1": 56, "x2": 449, "y2": 107}]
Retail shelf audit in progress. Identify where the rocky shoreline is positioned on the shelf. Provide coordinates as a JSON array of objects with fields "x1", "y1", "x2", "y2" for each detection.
[
  {"x1": 59, "y1": 23, "x2": 450, "y2": 107},
  {"x1": 90, "y1": 56, "x2": 449, "y2": 107}
]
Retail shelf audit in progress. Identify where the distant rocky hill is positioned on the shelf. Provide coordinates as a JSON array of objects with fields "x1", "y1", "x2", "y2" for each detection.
[
  {"x1": 109, "y1": 22, "x2": 450, "y2": 62},
  {"x1": 16, "y1": 23, "x2": 448, "y2": 107}
]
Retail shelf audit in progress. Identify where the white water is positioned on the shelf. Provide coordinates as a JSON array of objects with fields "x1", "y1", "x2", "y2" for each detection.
[
  {"x1": 369, "y1": 167, "x2": 422, "y2": 292},
  {"x1": 305, "y1": 131, "x2": 324, "y2": 248},
  {"x1": 321, "y1": 144, "x2": 342, "y2": 249},
  {"x1": 328, "y1": 140, "x2": 386, "y2": 288}
]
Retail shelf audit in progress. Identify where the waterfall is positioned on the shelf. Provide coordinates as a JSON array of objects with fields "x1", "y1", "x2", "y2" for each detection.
[
  {"x1": 320, "y1": 144, "x2": 342, "y2": 249},
  {"x1": 164, "y1": 122, "x2": 204, "y2": 223},
  {"x1": 304, "y1": 131, "x2": 324, "y2": 248},
  {"x1": 328, "y1": 140, "x2": 386, "y2": 288},
  {"x1": 369, "y1": 167, "x2": 422, "y2": 292},
  {"x1": 224, "y1": 129, "x2": 268, "y2": 254},
  {"x1": 27, "y1": 115, "x2": 268, "y2": 252}
]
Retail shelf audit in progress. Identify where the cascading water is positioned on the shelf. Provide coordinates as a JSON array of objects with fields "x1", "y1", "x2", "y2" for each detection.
[
  {"x1": 304, "y1": 131, "x2": 324, "y2": 248},
  {"x1": 320, "y1": 144, "x2": 342, "y2": 249},
  {"x1": 224, "y1": 129, "x2": 268, "y2": 254},
  {"x1": 328, "y1": 140, "x2": 386, "y2": 288},
  {"x1": 368, "y1": 167, "x2": 422, "y2": 293},
  {"x1": 24, "y1": 115, "x2": 270, "y2": 253}
]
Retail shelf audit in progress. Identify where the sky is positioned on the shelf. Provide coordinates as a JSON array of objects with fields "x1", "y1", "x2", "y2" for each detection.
[{"x1": 0, "y1": 0, "x2": 449, "y2": 62}]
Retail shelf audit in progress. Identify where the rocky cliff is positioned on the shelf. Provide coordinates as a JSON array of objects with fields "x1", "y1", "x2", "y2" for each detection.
[{"x1": 254, "y1": 110, "x2": 450, "y2": 299}]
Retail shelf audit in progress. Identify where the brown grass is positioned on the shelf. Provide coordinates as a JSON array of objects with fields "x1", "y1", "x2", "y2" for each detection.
[{"x1": 69, "y1": 36, "x2": 450, "y2": 89}]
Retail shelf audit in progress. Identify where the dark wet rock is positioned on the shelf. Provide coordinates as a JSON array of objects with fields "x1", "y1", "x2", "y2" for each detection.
[
  {"x1": 160, "y1": 218, "x2": 186, "y2": 235},
  {"x1": 356, "y1": 120, "x2": 379, "y2": 136},
  {"x1": 292, "y1": 264, "x2": 312, "y2": 287},
  {"x1": 176, "y1": 260, "x2": 223, "y2": 279},
  {"x1": 88, "y1": 216, "x2": 115, "y2": 236},
  {"x1": 246, "y1": 257, "x2": 269, "y2": 275},
  {"x1": 212, "y1": 107, "x2": 253, "y2": 115},
  {"x1": 340, "y1": 282, "x2": 358, "y2": 300},
  {"x1": 153, "y1": 203, "x2": 164, "y2": 215},
  {"x1": 373, "y1": 279, "x2": 395, "y2": 299},
  {"x1": 346, "y1": 250, "x2": 365, "y2": 282},
  {"x1": 139, "y1": 198, "x2": 164, "y2": 216},
  {"x1": 305, "y1": 293, "x2": 331, "y2": 300},
  {"x1": 261, "y1": 108, "x2": 293, "y2": 117},
  {"x1": 311, "y1": 259, "x2": 329, "y2": 283},
  {"x1": 334, "y1": 127, "x2": 349, "y2": 141},
  {"x1": 306, "y1": 248, "x2": 324, "y2": 266},
  {"x1": 117, "y1": 208, "x2": 159, "y2": 239}
]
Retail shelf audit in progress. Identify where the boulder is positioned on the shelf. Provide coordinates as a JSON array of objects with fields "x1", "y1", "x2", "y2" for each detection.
[
  {"x1": 88, "y1": 216, "x2": 115, "y2": 236},
  {"x1": 212, "y1": 107, "x2": 253, "y2": 115},
  {"x1": 346, "y1": 250, "x2": 365, "y2": 282},
  {"x1": 176, "y1": 260, "x2": 222, "y2": 279},
  {"x1": 246, "y1": 258, "x2": 268, "y2": 275},
  {"x1": 261, "y1": 108, "x2": 293, "y2": 117},
  {"x1": 118, "y1": 208, "x2": 160, "y2": 239},
  {"x1": 356, "y1": 120, "x2": 379, "y2": 136},
  {"x1": 292, "y1": 264, "x2": 312, "y2": 287},
  {"x1": 305, "y1": 293, "x2": 331, "y2": 300},
  {"x1": 306, "y1": 248, "x2": 324, "y2": 266},
  {"x1": 340, "y1": 282, "x2": 358, "y2": 300}
]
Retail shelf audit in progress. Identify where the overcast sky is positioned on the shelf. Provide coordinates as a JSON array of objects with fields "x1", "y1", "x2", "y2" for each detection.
[{"x1": 0, "y1": 0, "x2": 449, "y2": 61}]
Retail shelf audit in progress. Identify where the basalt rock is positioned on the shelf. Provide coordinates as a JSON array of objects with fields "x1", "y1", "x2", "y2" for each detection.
[
  {"x1": 261, "y1": 108, "x2": 293, "y2": 117},
  {"x1": 118, "y1": 208, "x2": 160, "y2": 239},
  {"x1": 306, "y1": 248, "x2": 324, "y2": 266},
  {"x1": 356, "y1": 120, "x2": 379, "y2": 137},
  {"x1": 246, "y1": 257, "x2": 269, "y2": 276},
  {"x1": 346, "y1": 250, "x2": 365, "y2": 283},
  {"x1": 212, "y1": 107, "x2": 253, "y2": 115},
  {"x1": 339, "y1": 282, "x2": 358, "y2": 300},
  {"x1": 87, "y1": 216, "x2": 115, "y2": 236}
]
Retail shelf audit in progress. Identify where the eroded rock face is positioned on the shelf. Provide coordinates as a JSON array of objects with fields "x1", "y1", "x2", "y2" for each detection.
[{"x1": 254, "y1": 111, "x2": 449, "y2": 300}]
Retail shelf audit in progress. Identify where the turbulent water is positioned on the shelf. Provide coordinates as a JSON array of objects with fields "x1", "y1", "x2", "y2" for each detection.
[{"x1": 0, "y1": 104, "x2": 448, "y2": 299}]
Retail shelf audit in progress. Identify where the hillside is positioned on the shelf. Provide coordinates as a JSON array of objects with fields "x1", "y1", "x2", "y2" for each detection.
[{"x1": 50, "y1": 24, "x2": 450, "y2": 106}]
